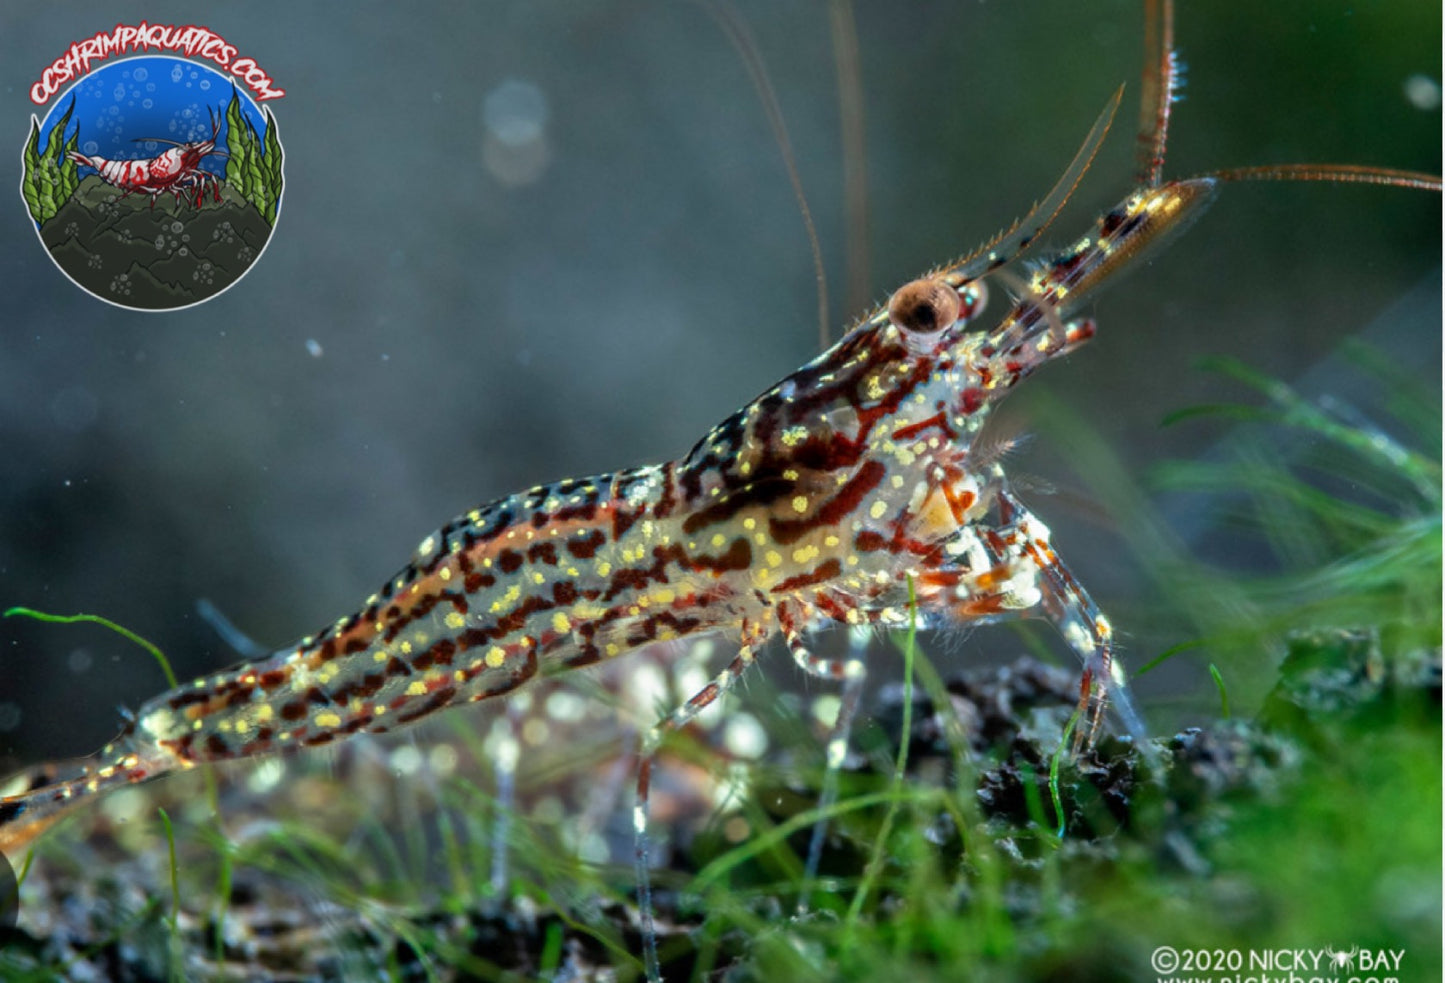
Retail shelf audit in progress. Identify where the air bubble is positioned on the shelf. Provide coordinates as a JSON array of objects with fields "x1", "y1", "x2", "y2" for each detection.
[
  {"x1": 723, "y1": 713, "x2": 768, "y2": 760},
  {"x1": 389, "y1": 745, "x2": 423, "y2": 775},
  {"x1": 481, "y1": 78, "x2": 551, "y2": 187},
  {"x1": 246, "y1": 758, "x2": 286, "y2": 794},
  {"x1": 1404, "y1": 74, "x2": 1442, "y2": 111},
  {"x1": 483, "y1": 79, "x2": 548, "y2": 145},
  {"x1": 428, "y1": 744, "x2": 458, "y2": 775}
]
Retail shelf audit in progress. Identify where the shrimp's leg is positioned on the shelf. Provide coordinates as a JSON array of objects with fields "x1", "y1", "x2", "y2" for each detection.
[
  {"x1": 776, "y1": 602, "x2": 866, "y2": 915},
  {"x1": 489, "y1": 701, "x2": 523, "y2": 895},
  {"x1": 635, "y1": 620, "x2": 767, "y2": 982},
  {"x1": 921, "y1": 489, "x2": 1145, "y2": 748},
  {"x1": 994, "y1": 488, "x2": 1145, "y2": 747}
]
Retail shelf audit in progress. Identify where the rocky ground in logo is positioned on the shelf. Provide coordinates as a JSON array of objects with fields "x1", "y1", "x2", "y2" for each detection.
[{"x1": 41, "y1": 176, "x2": 270, "y2": 309}]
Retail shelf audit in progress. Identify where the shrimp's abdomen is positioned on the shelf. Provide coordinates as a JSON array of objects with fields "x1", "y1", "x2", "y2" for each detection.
[{"x1": 138, "y1": 464, "x2": 749, "y2": 764}]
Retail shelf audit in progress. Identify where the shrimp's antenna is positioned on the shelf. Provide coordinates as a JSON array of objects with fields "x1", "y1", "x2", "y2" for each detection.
[{"x1": 703, "y1": 0, "x2": 831, "y2": 350}]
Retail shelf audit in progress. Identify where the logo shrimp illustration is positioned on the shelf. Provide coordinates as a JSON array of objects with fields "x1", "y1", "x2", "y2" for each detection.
[
  {"x1": 20, "y1": 55, "x2": 284, "y2": 311},
  {"x1": 65, "y1": 106, "x2": 226, "y2": 209}
]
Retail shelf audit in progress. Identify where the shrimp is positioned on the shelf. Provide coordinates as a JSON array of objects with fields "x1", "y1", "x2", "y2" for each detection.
[{"x1": 1, "y1": 2, "x2": 1438, "y2": 979}]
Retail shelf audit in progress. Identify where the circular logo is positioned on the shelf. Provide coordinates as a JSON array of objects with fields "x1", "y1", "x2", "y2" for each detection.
[{"x1": 20, "y1": 55, "x2": 284, "y2": 311}]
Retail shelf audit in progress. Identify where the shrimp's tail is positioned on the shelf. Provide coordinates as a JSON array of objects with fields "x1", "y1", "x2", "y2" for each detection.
[{"x1": 0, "y1": 722, "x2": 174, "y2": 859}]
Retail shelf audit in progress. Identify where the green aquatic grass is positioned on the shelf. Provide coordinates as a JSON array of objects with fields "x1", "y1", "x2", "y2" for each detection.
[
  {"x1": 223, "y1": 88, "x2": 284, "y2": 226},
  {"x1": 843, "y1": 576, "x2": 917, "y2": 936},
  {"x1": 1208, "y1": 663, "x2": 1231, "y2": 718},
  {"x1": 156, "y1": 807, "x2": 185, "y2": 983},
  {"x1": 3, "y1": 607, "x2": 180, "y2": 689},
  {"x1": 19, "y1": 96, "x2": 79, "y2": 227}
]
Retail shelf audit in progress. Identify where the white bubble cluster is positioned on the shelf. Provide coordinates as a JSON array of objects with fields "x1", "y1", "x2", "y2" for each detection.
[{"x1": 481, "y1": 78, "x2": 551, "y2": 187}]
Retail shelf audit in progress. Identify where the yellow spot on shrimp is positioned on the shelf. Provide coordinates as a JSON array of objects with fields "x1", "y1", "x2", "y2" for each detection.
[
  {"x1": 316, "y1": 711, "x2": 342, "y2": 729},
  {"x1": 486, "y1": 646, "x2": 507, "y2": 668},
  {"x1": 445, "y1": 611, "x2": 466, "y2": 630}
]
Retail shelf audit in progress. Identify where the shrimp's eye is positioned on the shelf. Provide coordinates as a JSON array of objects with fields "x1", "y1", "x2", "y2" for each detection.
[{"x1": 887, "y1": 278, "x2": 961, "y2": 339}]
